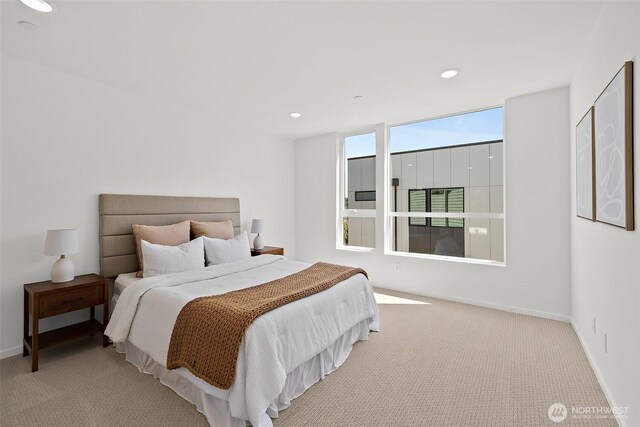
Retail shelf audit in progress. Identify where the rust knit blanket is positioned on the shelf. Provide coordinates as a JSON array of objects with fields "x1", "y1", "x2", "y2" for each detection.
[{"x1": 166, "y1": 262, "x2": 368, "y2": 389}]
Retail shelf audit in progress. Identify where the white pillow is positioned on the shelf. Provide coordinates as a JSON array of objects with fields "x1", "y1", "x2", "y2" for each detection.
[
  {"x1": 203, "y1": 231, "x2": 251, "y2": 266},
  {"x1": 141, "y1": 237, "x2": 205, "y2": 277}
]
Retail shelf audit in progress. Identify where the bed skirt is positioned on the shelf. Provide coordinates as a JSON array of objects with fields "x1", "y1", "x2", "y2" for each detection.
[{"x1": 115, "y1": 317, "x2": 375, "y2": 427}]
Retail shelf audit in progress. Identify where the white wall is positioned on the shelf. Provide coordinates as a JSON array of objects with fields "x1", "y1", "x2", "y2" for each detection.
[
  {"x1": 0, "y1": 55, "x2": 296, "y2": 357},
  {"x1": 569, "y1": 3, "x2": 640, "y2": 424},
  {"x1": 295, "y1": 87, "x2": 571, "y2": 320}
]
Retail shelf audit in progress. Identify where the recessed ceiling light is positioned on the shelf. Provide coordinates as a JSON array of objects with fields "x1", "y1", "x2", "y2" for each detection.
[
  {"x1": 18, "y1": 20, "x2": 37, "y2": 29},
  {"x1": 20, "y1": 0, "x2": 53, "y2": 12},
  {"x1": 289, "y1": 112, "x2": 302, "y2": 118},
  {"x1": 353, "y1": 95, "x2": 363, "y2": 100},
  {"x1": 488, "y1": 155, "x2": 495, "y2": 159},
  {"x1": 440, "y1": 69, "x2": 459, "y2": 79}
]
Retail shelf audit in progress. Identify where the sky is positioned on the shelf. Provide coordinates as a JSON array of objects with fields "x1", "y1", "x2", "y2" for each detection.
[{"x1": 345, "y1": 107, "x2": 504, "y2": 159}]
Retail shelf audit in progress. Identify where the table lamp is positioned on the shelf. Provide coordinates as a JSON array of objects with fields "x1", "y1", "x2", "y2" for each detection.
[
  {"x1": 44, "y1": 229, "x2": 79, "y2": 283},
  {"x1": 251, "y1": 219, "x2": 265, "y2": 250}
]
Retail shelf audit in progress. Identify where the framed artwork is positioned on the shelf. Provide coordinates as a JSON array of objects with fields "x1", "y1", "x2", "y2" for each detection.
[
  {"x1": 594, "y1": 61, "x2": 634, "y2": 230},
  {"x1": 576, "y1": 107, "x2": 595, "y2": 220}
]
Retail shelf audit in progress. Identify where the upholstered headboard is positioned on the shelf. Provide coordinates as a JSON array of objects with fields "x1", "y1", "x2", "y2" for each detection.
[{"x1": 99, "y1": 194, "x2": 240, "y2": 278}]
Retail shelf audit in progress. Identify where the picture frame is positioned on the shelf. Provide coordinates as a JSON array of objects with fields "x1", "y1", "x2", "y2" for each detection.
[
  {"x1": 576, "y1": 107, "x2": 595, "y2": 221},
  {"x1": 594, "y1": 61, "x2": 634, "y2": 230}
]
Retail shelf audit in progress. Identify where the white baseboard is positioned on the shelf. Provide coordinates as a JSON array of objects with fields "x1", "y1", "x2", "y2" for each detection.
[
  {"x1": 1, "y1": 345, "x2": 23, "y2": 360},
  {"x1": 375, "y1": 286, "x2": 570, "y2": 322},
  {"x1": 571, "y1": 319, "x2": 625, "y2": 427}
]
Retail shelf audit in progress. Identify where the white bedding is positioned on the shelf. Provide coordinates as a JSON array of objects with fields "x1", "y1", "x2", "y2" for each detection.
[{"x1": 105, "y1": 255, "x2": 379, "y2": 426}]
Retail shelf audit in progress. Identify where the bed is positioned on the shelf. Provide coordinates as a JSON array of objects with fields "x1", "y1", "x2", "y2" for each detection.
[{"x1": 99, "y1": 194, "x2": 379, "y2": 427}]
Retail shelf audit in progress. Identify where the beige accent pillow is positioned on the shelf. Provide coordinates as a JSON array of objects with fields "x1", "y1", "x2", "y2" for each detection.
[
  {"x1": 190, "y1": 220, "x2": 234, "y2": 239},
  {"x1": 132, "y1": 220, "x2": 191, "y2": 277}
]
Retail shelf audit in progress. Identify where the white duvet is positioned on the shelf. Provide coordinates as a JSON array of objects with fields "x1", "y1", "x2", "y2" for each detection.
[{"x1": 105, "y1": 255, "x2": 379, "y2": 426}]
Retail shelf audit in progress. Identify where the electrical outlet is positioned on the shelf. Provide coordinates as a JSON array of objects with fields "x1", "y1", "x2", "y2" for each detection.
[
  {"x1": 394, "y1": 262, "x2": 400, "y2": 272},
  {"x1": 604, "y1": 332, "x2": 608, "y2": 354},
  {"x1": 593, "y1": 317, "x2": 597, "y2": 334}
]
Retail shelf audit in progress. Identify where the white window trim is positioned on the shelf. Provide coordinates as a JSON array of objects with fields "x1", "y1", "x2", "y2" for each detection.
[
  {"x1": 343, "y1": 209, "x2": 377, "y2": 218},
  {"x1": 387, "y1": 249, "x2": 507, "y2": 267}
]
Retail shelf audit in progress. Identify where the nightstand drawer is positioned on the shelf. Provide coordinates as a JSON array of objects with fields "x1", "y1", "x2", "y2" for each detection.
[{"x1": 39, "y1": 285, "x2": 103, "y2": 318}]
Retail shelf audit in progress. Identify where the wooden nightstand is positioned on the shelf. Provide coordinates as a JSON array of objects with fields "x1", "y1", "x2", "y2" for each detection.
[
  {"x1": 251, "y1": 246, "x2": 284, "y2": 256},
  {"x1": 23, "y1": 274, "x2": 109, "y2": 372}
]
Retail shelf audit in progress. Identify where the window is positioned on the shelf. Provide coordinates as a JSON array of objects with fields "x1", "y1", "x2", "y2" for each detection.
[
  {"x1": 408, "y1": 189, "x2": 427, "y2": 226},
  {"x1": 337, "y1": 107, "x2": 504, "y2": 264},
  {"x1": 409, "y1": 188, "x2": 464, "y2": 227},
  {"x1": 355, "y1": 191, "x2": 376, "y2": 202},
  {"x1": 339, "y1": 132, "x2": 376, "y2": 249},
  {"x1": 389, "y1": 107, "x2": 504, "y2": 262},
  {"x1": 429, "y1": 188, "x2": 464, "y2": 228}
]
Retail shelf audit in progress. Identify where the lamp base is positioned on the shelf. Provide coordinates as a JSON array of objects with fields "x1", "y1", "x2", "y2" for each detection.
[
  {"x1": 253, "y1": 234, "x2": 264, "y2": 250},
  {"x1": 51, "y1": 256, "x2": 75, "y2": 283}
]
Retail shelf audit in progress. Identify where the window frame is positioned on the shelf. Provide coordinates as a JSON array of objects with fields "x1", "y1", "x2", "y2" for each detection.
[
  {"x1": 335, "y1": 106, "x2": 506, "y2": 266},
  {"x1": 384, "y1": 106, "x2": 506, "y2": 266}
]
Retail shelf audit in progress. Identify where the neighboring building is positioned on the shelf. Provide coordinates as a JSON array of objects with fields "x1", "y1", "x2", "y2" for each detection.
[{"x1": 347, "y1": 140, "x2": 504, "y2": 261}]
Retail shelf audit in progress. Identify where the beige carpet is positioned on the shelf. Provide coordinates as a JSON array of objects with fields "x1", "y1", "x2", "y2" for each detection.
[{"x1": 1, "y1": 289, "x2": 615, "y2": 426}]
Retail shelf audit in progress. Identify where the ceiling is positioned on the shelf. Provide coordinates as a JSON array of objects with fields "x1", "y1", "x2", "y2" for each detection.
[{"x1": 1, "y1": 1, "x2": 603, "y2": 140}]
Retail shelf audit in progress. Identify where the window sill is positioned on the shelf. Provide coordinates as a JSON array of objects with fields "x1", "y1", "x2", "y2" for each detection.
[
  {"x1": 384, "y1": 250, "x2": 506, "y2": 267},
  {"x1": 336, "y1": 245, "x2": 376, "y2": 253}
]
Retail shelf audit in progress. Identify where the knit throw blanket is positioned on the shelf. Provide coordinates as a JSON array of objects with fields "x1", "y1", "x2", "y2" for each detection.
[{"x1": 166, "y1": 262, "x2": 368, "y2": 389}]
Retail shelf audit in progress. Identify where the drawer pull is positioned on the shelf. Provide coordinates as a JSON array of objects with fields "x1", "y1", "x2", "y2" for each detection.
[{"x1": 61, "y1": 297, "x2": 84, "y2": 305}]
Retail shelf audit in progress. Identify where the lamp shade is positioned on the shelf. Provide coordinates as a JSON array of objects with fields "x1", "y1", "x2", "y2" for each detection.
[
  {"x1": 251, "y1": 219, "x2": 265, "y2": 234},
  {"x1": 44, "y1": 229, "x2": 79, "y2": 256}
]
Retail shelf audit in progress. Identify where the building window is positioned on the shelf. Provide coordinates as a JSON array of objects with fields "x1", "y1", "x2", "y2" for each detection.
[
  {"x1": 429, "y1": 188, "x2": 464, "y2": 228},
  {"x1": 408, "y1": 189, "x2": 427, "y2": 226},
  {"x1": 339, "y1": 132, "x2": 376, "y2": 249},
  {"x1": 389, "y1": 107, "x2": 504, "y2": 262},
  {"x1": 409, "y1": 188, "x2": 465, "y2": 227},
  {"x1": 355, "y1": 191, "x2": 376, "y2": 202}
]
